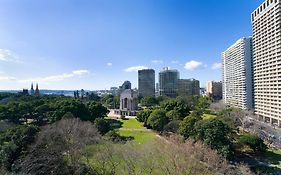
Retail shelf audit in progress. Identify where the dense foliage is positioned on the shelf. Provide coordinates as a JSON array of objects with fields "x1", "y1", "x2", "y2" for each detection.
[
  {"x1": 147, "y1": 109, "x2": 168, "y2": 131},
  {"x1": 239, "y1": 134, "x2": 267, "y2": 152},
  {"x1": 0, "y1": 94, "x2": 109, "y2": 124},
  {"x1": 0, "y1": 125, "x2": 39, "y2": 171}
]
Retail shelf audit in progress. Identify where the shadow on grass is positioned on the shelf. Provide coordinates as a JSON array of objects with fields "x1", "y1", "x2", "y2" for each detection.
[
  {"x1": 105, "y1": 130, "x2": 134, "y2": 144},
  {"x1": 106, "y1": 119, "x2": 123, "y2": 130},
  {"x1": 265, "y1": 150, "x2": 281, "y2": 166},
  {"x1": 234, "y1": 150, "x2": 281, "y2": 175}
]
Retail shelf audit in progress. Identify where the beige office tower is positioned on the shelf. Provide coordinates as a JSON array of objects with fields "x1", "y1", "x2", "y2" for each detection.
[{"x1": 251, "y1": 0, "x2": 281, "y2": 126}]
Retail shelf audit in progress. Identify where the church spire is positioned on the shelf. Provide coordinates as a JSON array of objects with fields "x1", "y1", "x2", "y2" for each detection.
[
  {"x1": 35, "y1": 83, "x2": 40, "y2": 96},
  {"x1": 30, "y1": 82, "x2": 35, "y2": 96}
]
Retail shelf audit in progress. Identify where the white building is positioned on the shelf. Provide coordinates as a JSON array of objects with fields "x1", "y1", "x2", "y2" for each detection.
[
  {"x1": 251, "y1": 0, "x2": 281, "y2": 126},
  {"x1": 222, "y1": 37, "x2": 254, "y2": 110}
]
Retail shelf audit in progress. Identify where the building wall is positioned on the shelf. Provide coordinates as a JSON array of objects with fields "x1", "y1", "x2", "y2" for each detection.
[
  {"x1": 138, "y1": 69, "x2": 155, "y2": 97},
  {"x1": 222, "y1": 37, "x2": 254, "y2": 110},
  {"x1": 159, "y1": 68, "x2": 179, "y2": 98},
  {"x1": 178, "y1": 79, "x2": 200, "y2": 96},
  {"x1": 251, "y1": 0, "x2": 281, "y2": 124},
  {"x1": 206, "y1": 81, "x2": 222, "y2": 100},
  {"x1": 120, "y1": 89, "x2": 138, "y2": 111}
]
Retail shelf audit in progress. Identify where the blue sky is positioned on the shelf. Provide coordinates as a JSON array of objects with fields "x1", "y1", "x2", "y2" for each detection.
[{"x1": 0, "y1": 0, "x2": 264, "y2": 90}]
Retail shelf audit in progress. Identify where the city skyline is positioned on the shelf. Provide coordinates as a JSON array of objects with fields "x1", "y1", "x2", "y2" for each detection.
[{"x1": 0, "y1": 0, "x2": 264, "y2": 90}]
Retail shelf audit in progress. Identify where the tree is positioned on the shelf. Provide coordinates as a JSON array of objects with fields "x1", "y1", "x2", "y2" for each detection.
[
  {"x1": 239, "y1": 134, "x2": 267, "y2": 153},
  {"x1": 147, "y1": 109, "x2": 168, "y2": 131},
  {"x1": 136, "y1": 109, "x2": 152, "y2": 126},
  {"x1": 0, "y1": 125, "x2": 39, "y2": 171},
  {"x1": 160, "y1": 97, "x2": 190, "y2": 119},
  {"x1": 140, "y1": 96, "x2": 158, "y2": 107},
  {"x1": 86, "y1": 101, "x2": 109, "y2": 121},
  {"x1": 15, "y1": 118, "x2": 100, "y2": 175},
  {"x1": 94, "y1": 118, "x2": 110, "y2": 135},
  {"x1": 195, "y1": 118, "x2": 234, "y2": 159},
  {"x1": 166, "y1": 110, "x2": 182, "y2": 121},
  {"x1": 163, "y1": 120, "x2": 180, "y2": 133},
  {"x1": 179, "y1": 115, "x2": 202, "y2": 139}
]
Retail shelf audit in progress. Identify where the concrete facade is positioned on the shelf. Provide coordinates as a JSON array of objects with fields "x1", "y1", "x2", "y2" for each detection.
[
  {"x1": 119, "y1": 89, "x2": 138, "y2": 116},
  {"x1": 251, "y1": 0, "x2": 281, "y2": 126},
  {"x1": 178, "y1": 79, "x2": 200, "y2": 96},
  {"x1": 206, "y1": 81, "x2": 222, "y2": 101},
  {"x1": 222, "y1": 37, "x2": 254, "y2": 110}
]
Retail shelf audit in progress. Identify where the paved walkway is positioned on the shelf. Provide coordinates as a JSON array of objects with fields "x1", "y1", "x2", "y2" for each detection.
[{"x1": 107, "y1": 109, "x2": 137, "y2": 119}]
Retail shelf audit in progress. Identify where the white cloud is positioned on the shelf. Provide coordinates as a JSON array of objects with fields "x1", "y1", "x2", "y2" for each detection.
[
  {"x1": 19, "y1": 69, "x2": 90, "y2": 83},
  {"x1": 124, "y1": 66, "x2": 148, "y2": 72},
  {"x1": 72, "y1": 70, "x2": 89, "y2": 75},
  {"x1": 0, "y1": 49, "x2": 22, "y2": 63},
  {"x1": 0, "y1": 76, "x2": 16, "y2": 81},
  {"x1": 184, "y1": 60, "x2": 203, "y2": 70},
  {"x1": 107, "y1": 62, "x2": 113, "y2": 66},
  {"x1": 151, "y1": 60, "x2": 163, "y2": 64},
  {"x1": 211, "y1": 63, "x2": 222, "y2": 70}
]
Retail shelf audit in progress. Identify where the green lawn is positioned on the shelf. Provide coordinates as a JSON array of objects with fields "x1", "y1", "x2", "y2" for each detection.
[
  {"x1": 266, "y1": 149, "x2": 281, "y2": 168},
  {"x1": 118, "y1": 118, "x2": 156, "y2": 145},
  {"x1": 203, "y1": 114, "x2": 217, "y2": 120},
  {"x1": 118, "y1": 130, "x2": 156, "y2": 145},
  {"x1": 121, "y1": 118, "x2": 143, "y2": 129}
]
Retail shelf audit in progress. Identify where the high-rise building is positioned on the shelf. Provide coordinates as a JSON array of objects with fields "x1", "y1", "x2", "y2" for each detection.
[
  {"x1": 138, "y1": 69, "x2": 155, "y2": 97},
  {"x1": 251, "y1": 0, "x2": 281, "y2": 125},
  {"x1": 178, "y1": 79, "x2": 200, "y2": 96},
  {"x1": 222, "y1": 37, "x2": 254, "y2": 110},
  {"x1": 206, "y1": 81, "x2": 222, "y2": 101},
  {"x1": 159, "y1": 67, "x2": 179, "y2": 98}
]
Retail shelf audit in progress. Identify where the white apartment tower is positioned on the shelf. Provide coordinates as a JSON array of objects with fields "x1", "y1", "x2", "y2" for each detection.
[
  {"x1": 251, "y1": 0, "x2": 281, "y2": 125},
  {"x1": 222, "y1": 37, "x2": 254, "y2": 110}
]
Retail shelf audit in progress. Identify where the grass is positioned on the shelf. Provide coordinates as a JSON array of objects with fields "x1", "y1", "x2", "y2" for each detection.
[
  {"x1": 84, "y1": 117, "x2": 158, "y2": 174},
  {"x1": 118, "y1": 130, "x2": 156, "y2": 145},
  {"x1": 121, "y1": 118, "x2": 143, "y2": 129},
  {"x1": 203, "y1": 114, "x2": 217, "y2": 120},
  {"x1": 118, "y1": 118, "x2": 156, "y2": 145},
  {"x1": 265, "y1": 149, "x2": 281, "y2": 168}
]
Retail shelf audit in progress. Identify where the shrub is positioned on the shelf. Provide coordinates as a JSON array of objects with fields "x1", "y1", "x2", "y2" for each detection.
[
  {"x1": 239, "y1": 134, "x2": 267, "y2": 153},
  {"x1": 147, "y1": 109, "x2": 168, "y2": 131},
  {"x1": 94, "y1": 118, "x2": 110, "y2": 135},
  {"x1": 120, "y1": 115, "x2": 126, "y2": 120}
]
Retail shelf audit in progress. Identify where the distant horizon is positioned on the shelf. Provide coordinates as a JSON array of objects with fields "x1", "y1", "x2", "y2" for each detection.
[{"x1": 0, "y1": 0, "x2": 264, "y2": 90}]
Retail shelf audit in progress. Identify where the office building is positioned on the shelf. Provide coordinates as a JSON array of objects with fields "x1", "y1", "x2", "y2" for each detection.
[
  {"x1": 251, "y1": 0, "x2": 281, "y2": 125},
  {"x1": 138, "y1": 69, "x2": 155, "y2": 97},
  {"x1": 178, "y1": 78, "x2": 200, "y2": 96},
  {"x1": 206, "y1": 81, "x2": 222, "y2": 101},
  {"x1": 159, "y1": 67, "x2": 179, "y2": 98},
  {"x1": 222, "y1": 37, "x2": 254, "y2": 110}
]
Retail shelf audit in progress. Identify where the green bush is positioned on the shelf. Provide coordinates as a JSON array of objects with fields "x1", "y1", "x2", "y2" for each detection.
[
  {"x1": 94, "y1": 118, "x2": 110, "y2": 135},
  {"x1": 120, "y1": 115, "x2": 126, "y2": 120},
  {"x1": 0, "y1": 125, "x2": 39, "y2": 170},
  {"x1": 136, "y1": 110, "x2": 152, "y2": 126},
  {"x1": 239, "y1": 134, "x2": 267, "y2": 153},
  {"x1": 147, "y1": 109, "x2": 168, "y2": 131}
]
